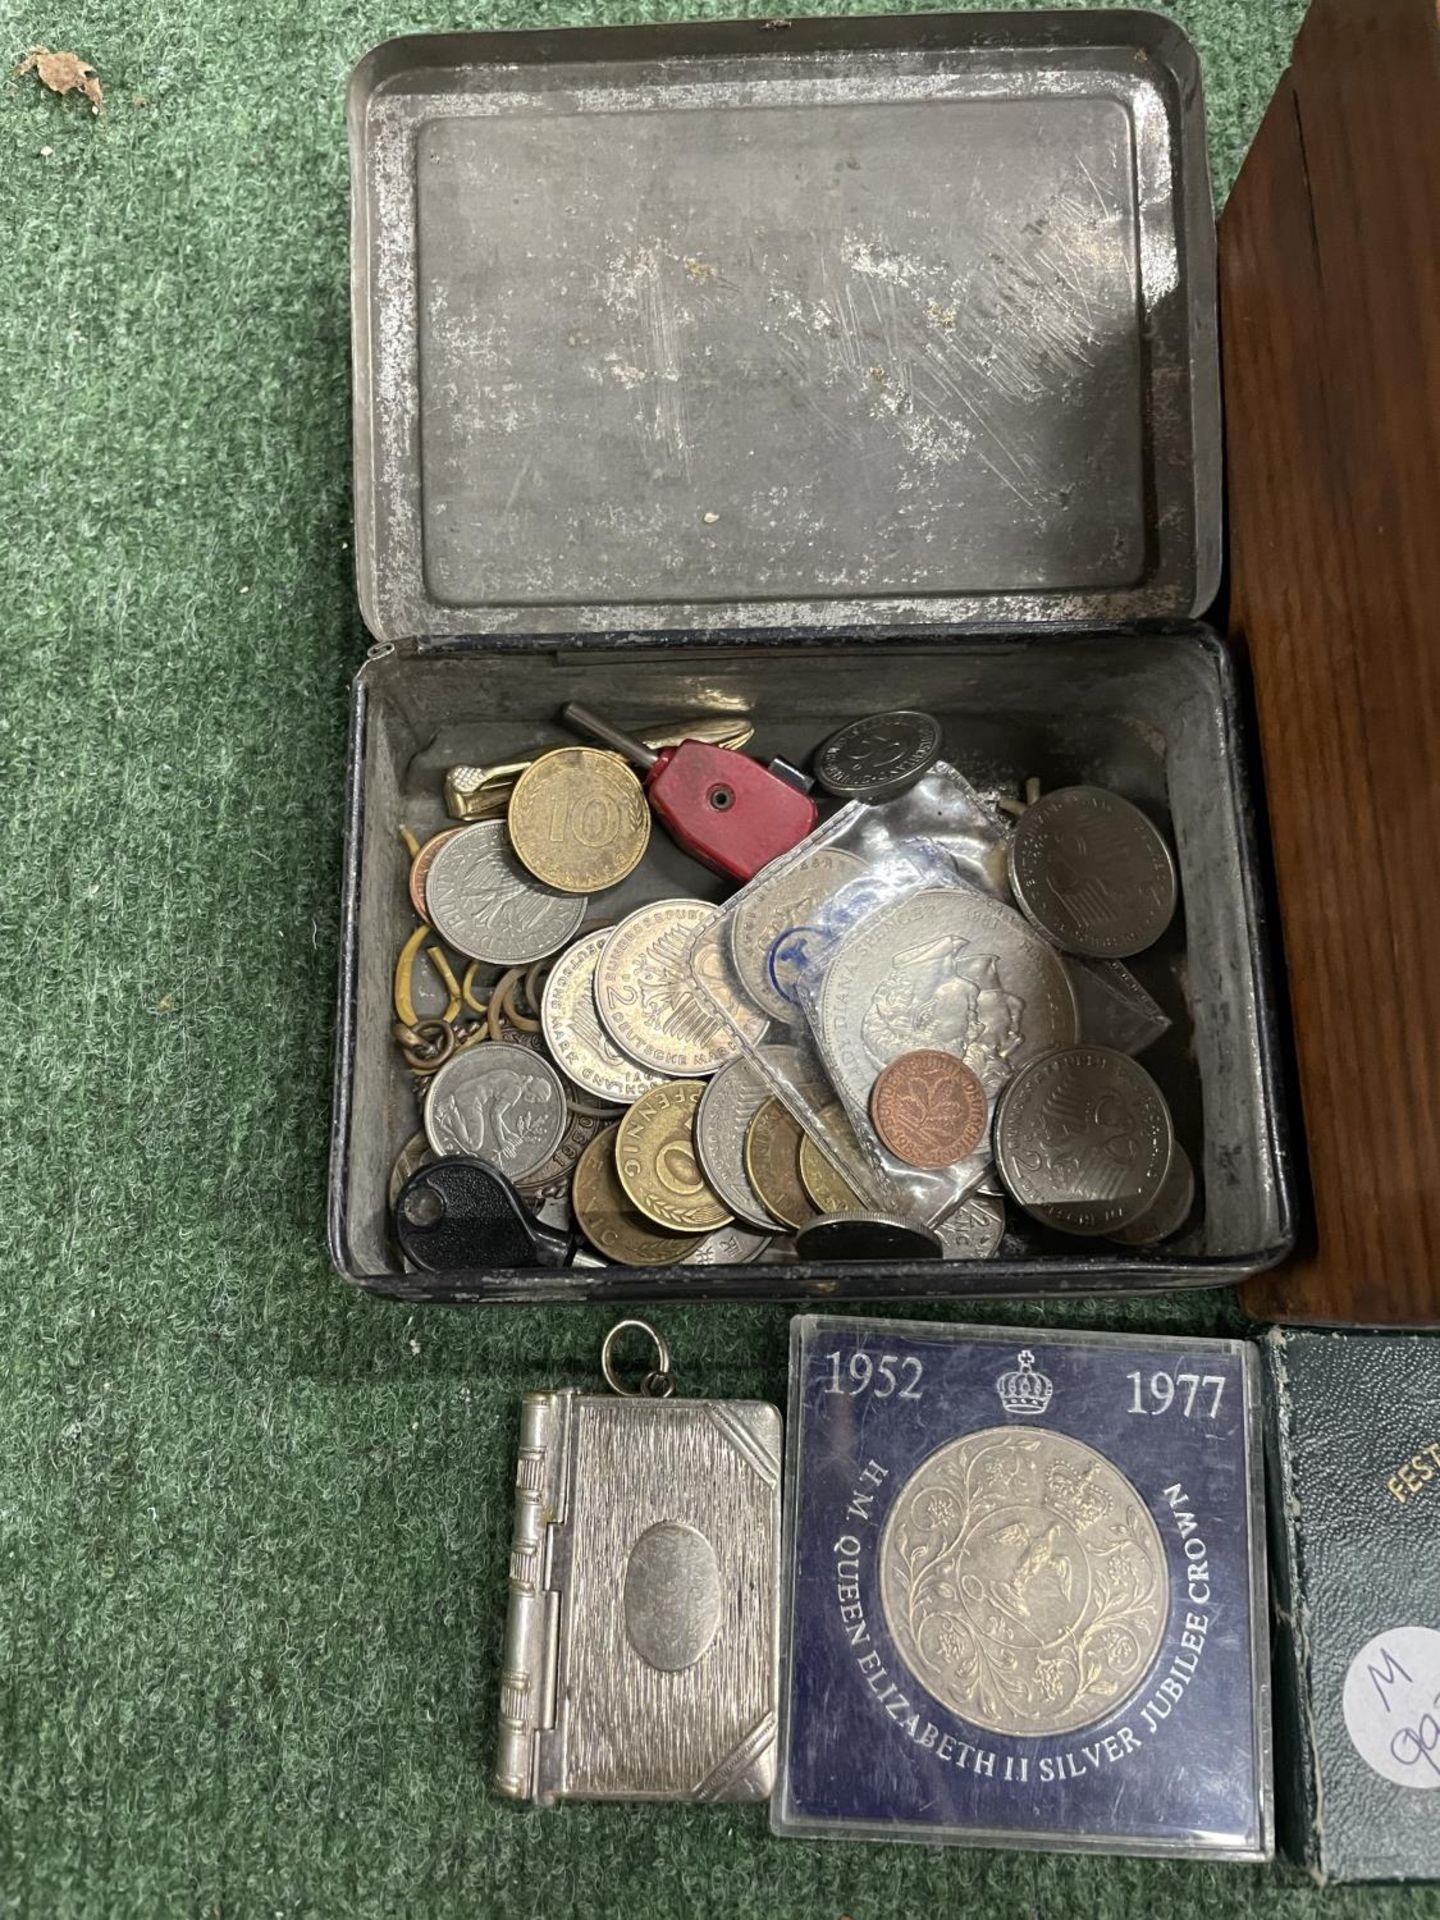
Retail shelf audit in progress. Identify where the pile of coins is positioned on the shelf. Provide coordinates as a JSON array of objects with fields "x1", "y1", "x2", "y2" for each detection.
[{"x1": 386, "y1": 706, "x2": 1191, "y2": 1270}]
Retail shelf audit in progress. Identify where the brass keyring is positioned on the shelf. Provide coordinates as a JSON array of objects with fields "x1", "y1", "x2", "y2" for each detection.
[
  {"x1": 600, "y1": 1319, "x2": 674, "y2": 1399},
  {"x1": 394, "y1": 1017, "x2": 456, "y2": 1075}
]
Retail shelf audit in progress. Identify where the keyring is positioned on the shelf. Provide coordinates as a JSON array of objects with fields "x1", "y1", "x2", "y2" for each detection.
[{"x1": 600, "y1": 1319, "x2": 674, "y2": 1399}]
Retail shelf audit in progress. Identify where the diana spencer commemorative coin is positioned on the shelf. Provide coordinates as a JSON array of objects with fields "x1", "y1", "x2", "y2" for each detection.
[
  {"x1": 774, "y1": 1317, "x2": 1270, "y2": 1859},
  {"x1": 817, "y1": 889, "x2": 1079, "y2": 1119}
]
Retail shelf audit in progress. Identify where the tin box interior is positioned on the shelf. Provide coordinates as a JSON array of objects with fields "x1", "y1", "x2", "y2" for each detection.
[{"x1": 331, "y1": 13, "x2": 1293, "y2": 1302}]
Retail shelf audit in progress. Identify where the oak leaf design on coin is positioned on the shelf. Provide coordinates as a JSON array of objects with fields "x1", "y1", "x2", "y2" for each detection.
[{"x1": 879, "y1": 1427, "x2": 1169, "y2": 1737}]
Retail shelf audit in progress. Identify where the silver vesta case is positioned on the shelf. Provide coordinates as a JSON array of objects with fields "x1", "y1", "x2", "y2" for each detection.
[{"x1": 497, "y1": 1387, "x2": 782, "y2": 1805}]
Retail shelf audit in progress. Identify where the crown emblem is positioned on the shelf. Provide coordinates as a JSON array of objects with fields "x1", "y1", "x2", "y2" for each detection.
[{"x1": 996, "y1": 1349, "x2": 1053, "y2": 1417}]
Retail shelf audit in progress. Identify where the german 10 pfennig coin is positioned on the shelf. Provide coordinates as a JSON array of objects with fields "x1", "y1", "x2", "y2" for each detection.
[
  {"x1": 879, "y1": 1426, "x2": 1169, "y2": 1736},
  {"x1": 507, "y1": 747, "x2": 650, "y2": 894},
  {"x1": 993, "y1": 1045, "x2": 1174, "y2": 1237},
  {"x1": 615, "y1": 1081, "x2": 732, "y2": 1235},
  {"x1": 424, "y1": 820, "x2": 587, "y2": 964},
  {"x1": 571, "y1": 1124, "x2": 703, "y2": 1268},
  {"x1": 813, "y1": 711, "x2": 944, "y2": 801},
  {"x1": 423, "y1": 1040, "x2": 567, "y2": 1181},
  {"x1": 1008, "y1": 787, "x2": 1177, "y2": 959}
]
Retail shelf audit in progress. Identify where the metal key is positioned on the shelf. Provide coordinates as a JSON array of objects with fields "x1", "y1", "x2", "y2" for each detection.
[{"x1": 559, "y1": 703, "x2": 818, "y2": 881}]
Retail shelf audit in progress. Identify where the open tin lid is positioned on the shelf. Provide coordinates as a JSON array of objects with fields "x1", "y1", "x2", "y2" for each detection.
[{"x1": 348, "y1": 12, "x2": 1219, "y2": 642}]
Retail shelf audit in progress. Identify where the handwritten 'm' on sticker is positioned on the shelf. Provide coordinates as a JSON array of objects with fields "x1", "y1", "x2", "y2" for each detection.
[{"x1": 1341, "y1": 1626, "x2": 1440, "y2": 1790}]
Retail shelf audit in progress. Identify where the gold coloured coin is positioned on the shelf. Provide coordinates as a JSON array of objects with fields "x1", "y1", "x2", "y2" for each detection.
[
  {"x1": 616, "y1": 1081, "x2": 732, "y2": 1234},
  {"x1": 799, "y1": 1120, "x2": 864, "y2": 1216},
  {"x1": 744, "y1": 1098, "x2": 818, "y2": 1232},
  {"x1": 572, "y1": 1125, "x2": 703, "y2": 1268},
  {"x1": 508, "y1": 747, "x2": 650, "y2": 894}
]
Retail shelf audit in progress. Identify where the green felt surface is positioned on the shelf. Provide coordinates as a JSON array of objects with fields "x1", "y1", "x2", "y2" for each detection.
[{"x1": 3, "y1": 1, "x2": 1436, "y2": 1914}]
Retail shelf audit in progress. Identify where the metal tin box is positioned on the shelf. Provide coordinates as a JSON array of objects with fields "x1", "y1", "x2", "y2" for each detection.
[{"x1": 329, "y1": 12, "x2": 1293, "y2": 1303}]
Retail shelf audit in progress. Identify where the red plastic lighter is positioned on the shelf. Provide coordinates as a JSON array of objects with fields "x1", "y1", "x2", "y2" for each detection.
[{"x1": 559, "y1": 703, "x2": 818, "y2": 882}]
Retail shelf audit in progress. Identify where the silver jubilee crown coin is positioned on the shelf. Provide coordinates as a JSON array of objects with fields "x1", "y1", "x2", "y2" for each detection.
[
  {"x1": 993, "y1": 1045, "x2": 1174, "y2": 1237},
  {"x1": 817, "y1": 888, "x2": 1079, "y2": 1117},
  {"x1": 424, "y1": 819, "x2": 587, "y2": 964},
  {"x1": 496, "y1": 1322, "x2": 781, "y2": 1805},
  {"x1": 775, "y1": 1317, "x2": 1271, "y2": 1859},
  {"x1": 813, "y1": 711, "x2": 944, "y2": 801},
  {"x1": 1007, "y1": 787, "x2": 1177, "y2": 959}
]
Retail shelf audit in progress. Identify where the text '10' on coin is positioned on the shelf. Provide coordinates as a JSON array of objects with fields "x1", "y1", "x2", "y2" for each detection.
[
  {"x1": 507, "y1": 747, "x2": 651, "y2": 894},
  {"x1": 422, "y1": 1040, "x2": 568, "y2": 1183},
  {"x1": 540, "y1": 928, "x2": 665, "y2": 1105},
  {"x1": 993, "y1": 1046, "x2": 1174, "y2": 1237},
  {"x1": 595, "y1": 899, "x2": 749, "y2": 1078},
  {"x1": 424, "y1": 820, "x2": 587, "y2": 965},
  {"x1": 616, "y1": 1081, "x2": 732, "y2": 1235},
  {"x1": 813, "y1": 710, "x2": 943, "y2": 801},
  {"x1": 1008, "y1": 786, "x2": 1177, "y2": 959},
  {"x1": 572, "y1": 1124, "x2": 702, "y2": 1267},
  {"x1": 870, "y1": 1050, "x2": 989, "y2": 1169},
  {"x1": 743, "y1": 1098, "x2": 817, "y2": 1232}
]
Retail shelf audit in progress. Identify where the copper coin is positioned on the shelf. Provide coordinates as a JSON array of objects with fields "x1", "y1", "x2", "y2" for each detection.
[
  {"x1": 409, "y1": 826, "x2": 465, "y2": 922},
  {"x1": 870, "y1": 1049, "x2": 989, "y2": 1168}
]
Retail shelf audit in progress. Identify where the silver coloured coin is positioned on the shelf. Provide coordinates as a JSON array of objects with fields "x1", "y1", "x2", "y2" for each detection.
[
  {"x1": 695, "y1": 1057, "x2": 784, "y2": 1231},
  {"x1": 540, "y1": 928, "x2": 666, "y2": 1105},
  {"x1": 817, "y1": 887, "x2": 1080, "y2": 1119},
  {"x1": 483, "y1": 1010, "x2": 622, "y2": 1206},
  {"x1": 729, "y1": 846, "x2": 867, "y2": 1024},
  {"x1": 879, "y1": 1427, "x2": 1169, "y2": 1737},
  {"x1": 1008, "y1": 786, "x2": 1177, "y2": 959},
  {"x1": 1108, "y1": 1143, "x2": 1196, "y2": 1247},
  {"x1": 424, "y1": 820, "x2": 587, "y2": 964},
  {"x1": 934, "y1": 1191, "x2": 1006, "y2": 1260},
  {"x1": 813, "y1": 710, "x2": 943, "y2": 800},
  {"x1": 687, "y1": 1222, "x2": 773, "y2": 1265},
  {"x1": 993, "y1": 1045, "x2": 1174, "y2": 1237},
  {"x1": 794, "y1": 1213, "x2": 944, "y2": 1263},
  {"x1": 595, "y1": 899, "x2": 751, "y2": 1077},
  {"x1": 423, "y1": 1040, "x2": 568, "y2": 1181}
]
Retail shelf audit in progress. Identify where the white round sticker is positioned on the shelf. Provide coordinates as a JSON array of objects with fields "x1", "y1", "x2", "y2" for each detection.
[{"x1": 1342, "y1": 1626, "x2": 1440, "y2": 1790}]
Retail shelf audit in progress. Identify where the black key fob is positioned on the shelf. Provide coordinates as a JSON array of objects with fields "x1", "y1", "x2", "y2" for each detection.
[{"x1": 394, "y1": 1156, "x2": 574, "y2": 1272}]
